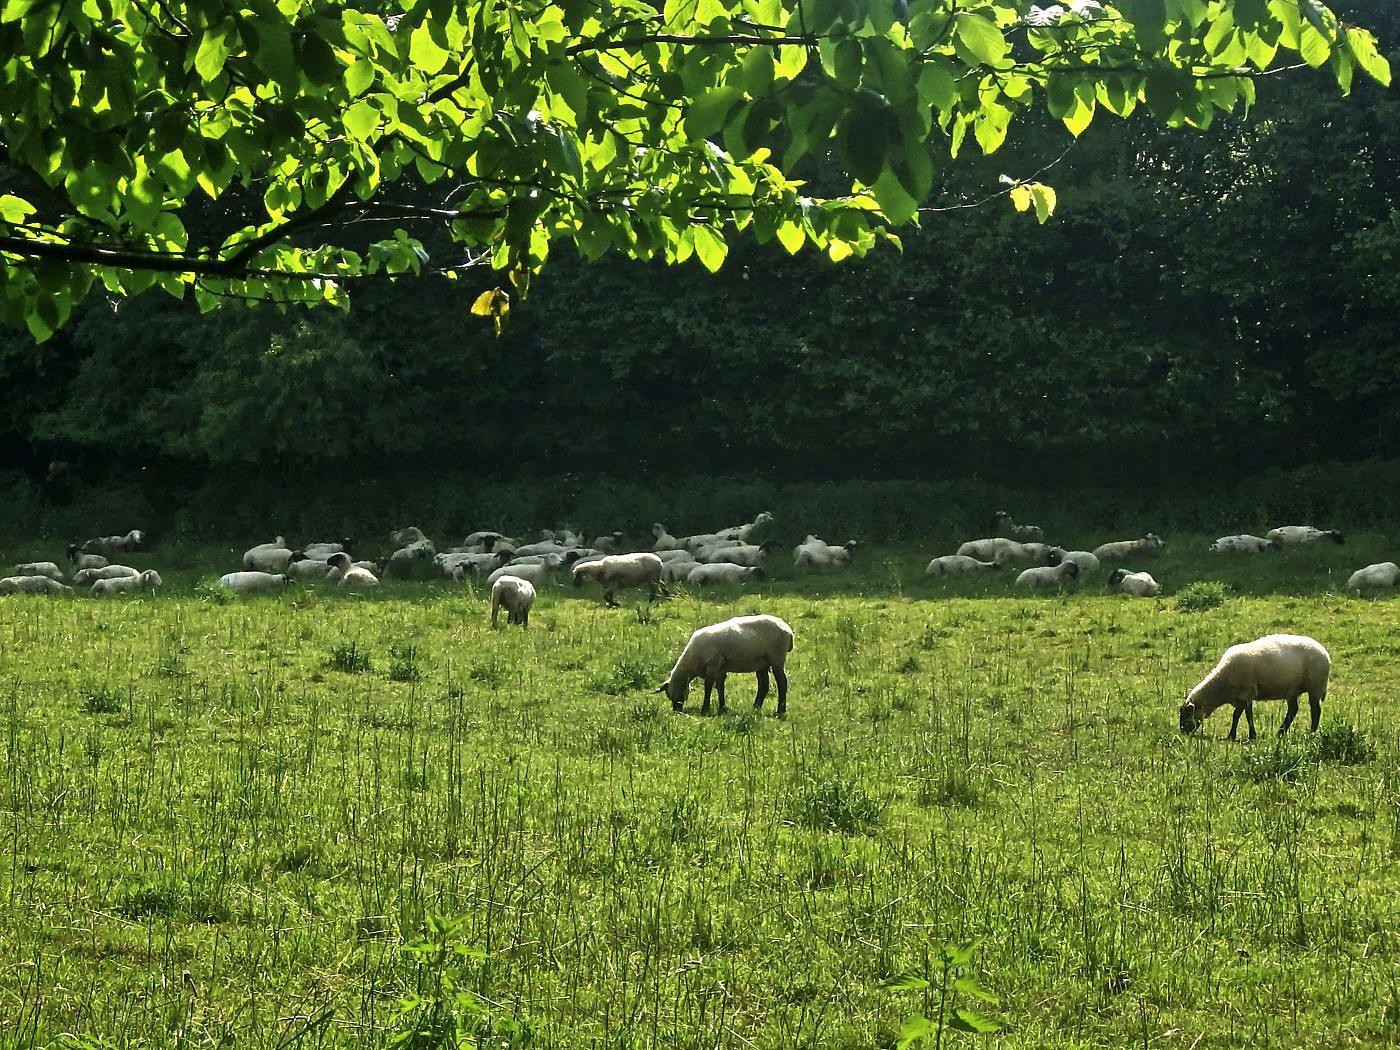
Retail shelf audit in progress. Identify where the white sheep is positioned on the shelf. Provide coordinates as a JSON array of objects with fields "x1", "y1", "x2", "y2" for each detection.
[
  {"x1": 460, "y1": 531, "x2": 517, "y2": 553},
  {"x1": 1092, "y1": 534, "x2": 1164, "y2": 561},
  {"x1": 13, "y1": 562, "x2": 65, "y2": 581},
  {"x1": 1019, "y1": 543, "x2": 1068, "y2": 565},
  {"x1": 243, "y1": 545, "x2": 293, "y2": 573},
  {"x1": 571, "y1": 553, "x2": 663, "y2": 606},
  {"x1": 592, "y1": 531, "x2": 625, "y2": 554},
  {"x1": 66, "y1": 545, "x2": 109, "y2": 571},
  {"x1": 436, "y1": 551, "x2": 508, "y2": 578},
  {"x1": 304, "y1": 539, "x2": 353, "y2": 557},
  {"x1": 925, "y1": 555, "x2": 1002, "y2": 574},
  {"x1": 956, "y1": 538, "x2": 1027, "y2": 563},
  {"x1": 1015, "y1": 560, "x2": 1080, "y2": 589},
  {"x1": 657, "y1": 614, "x2": 793, "y2": 715},
  {"x1": 706, "y1": 542, "x2": 779, "y2": 567},
  {"x1": 0, "y1": 575, "x2": 73, "y2": 595},
  {"x1": 1346, "y1": 562, "x2": 1400, "y2": 589},
  {"x1": 244, "y1": 536, "x2": 287, "y2": 554},
  {"x1": 487, "y1": 556, "x2": 562, "y2": 590},
  {"x1": 1179, "y1": 634, "x2": 1330, "y2": 741},
  {"x1": 993, "y1": 511, "x2": 1044, "y2": 542},
  {"x1": 1266, "y1": 525, "x2": 1345, "y2": 547},
  {"x1": 714, "y1": 511, "x2": 775, "y2": 543},
  {"x1": 92, "y1": 570, "x2": 162, "y2": 596},
  {"x1": 384, "y1": 540, "x2": 437, "y2": 579},
  {"x1": 1060, "y1": 550, "x2": 1100, "y2": 573},
  {"x1": 1209, "y1": 534, "x2": 1280, "y2": 554},
  {"x1": 512, "y1": 541, "x2": 569, "y2": 558},
  {"x1": 540, "y1": 528, "x2": 583, "y2": 547},
  {"x1": 652, "y1": 524, "x2": 679, "y2": 550},
  {"x1": 653, "y1": 548, "x2": 694, "y2": 564},
  {"x1": 80, "y1": 529, "x2": 145, "y2": 555},
  {"x1": 327, "y1": 554, "x2": 379, "y2": 589},
  {"x1": 793, "y1": 536, "x2": 859, "y2": 570},
  {"x1": 1108, "y1": 568, "x2": 1160, "y2": 597},
  {"x1": 73, "y1": 565, "x2": 140, "y2": 586},
  {"x1": 287, "y1": 554, "x2": 337, "y2": 580},
  {"x1": 218, "y1": 571, "x2": 292, "y2": 594},
  {"x1": 490, "y1": 575, "x2": 536, "y2": 627},
  {"x1": 661, "y1": 558, "x2": 701, "y2": 582},
  {"x1": 686, "y1": 563, "x2": 766, "y2": 586},
  {"x1": 390, "y1": 526, "x2": 428, "y2": 547}
]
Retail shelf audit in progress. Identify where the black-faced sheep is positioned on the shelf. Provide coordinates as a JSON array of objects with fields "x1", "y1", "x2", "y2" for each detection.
[
  {"x1": 1108, "y1": 568, "x2": 1160, "y2": 597},
  {"x1": 1266, "y1": 525, "x2": 1345, "y2": 547},
  {"x1": 1210, "y1": 534, "x2": 1281, "y2": 554},
  {"x1": 992, "y1": 511, "x2": 1044, "y2": 542},
  {"x1": 1015, "y1": 560, "x2": 1080, "y2": 589},
  {"x1": 925, "y1": 555, "x2": 1001, "y2": 574},
  {"x1": 218, "y1": 571, "x2": 292, "y2": 594}
]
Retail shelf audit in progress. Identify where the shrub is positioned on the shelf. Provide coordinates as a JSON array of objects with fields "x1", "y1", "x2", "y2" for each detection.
[
  {"x1": 1310, "y1": 723, "x2": 1375, "y2": 765},
  {"x1": 328, "y1": 642, "x2": 372, "y2": 674},
  {"x1": 1174, "y1": 581, "x2": 1228, "y2": 613}
]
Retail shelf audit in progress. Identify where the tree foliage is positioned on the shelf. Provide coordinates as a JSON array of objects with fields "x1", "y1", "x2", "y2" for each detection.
[{"x1": 0, "y1": 0, "x2": 1388, "y2": 338}]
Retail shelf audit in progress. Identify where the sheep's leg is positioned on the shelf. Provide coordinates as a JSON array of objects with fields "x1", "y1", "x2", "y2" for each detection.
[
  {"x1": 701, "y1": 679, "x2": 713, "y2": 715},
  {"x1": 774, "y1": 667, "x2": 788, "y2": 716},
  {"x1": 604, "y1": 588, "x2": 619, "y2": 608},
  {"x1": 716, "y1": 675, "x2": 727, "y2": 714},
  {"x1": 755, "y1": 670, "x2": 770, "y2": 709},
  {"x1": 1279, "y1": 694, "x2": 1300, "y2": 736},
  {"x1": 648, "y1": 582, "x2": 659, "y2": 601},
  {"x1": 1227, "y1": 705, "x2": 1244, "y2": 742},
  {"x1": 1244, "y1": 702, "x2": 1257, "y2": 741},
  {"x1": 520, "y1": 609, "x2": 529, "y2": 628},
  {"x1": 1308, "y1": 689, "x2": 1324, "y2": 732}
]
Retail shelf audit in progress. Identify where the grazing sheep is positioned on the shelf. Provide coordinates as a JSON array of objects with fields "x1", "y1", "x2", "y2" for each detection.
[
  {"x1": 287, "y1": 553, "x2": 337, "y2": 580},
  {"x1": 73, "y1": 565, "x2": 140, "y2": 586},
  {"x1": 218, "y1": 571, "x2": 292, "y2": 594},
  {"x1": 592, "y1": 531, "x2": 625, "y2": 554},
  {"x1": 661, "y1": 558, "x2": 701, "y2": 582},
  {"x1": 66, "y1": 545, "x2": 109, "y2": 571},
  {"x1": 652, "y1": 524, "x2": 679, "y2": 550},
  {"x1": 13, "y1": 562, "x2": 64, "y2": 581},
  {"x1": 1179, "y1": 634, "x2": 1330, "y2": 741},
  {"x1": 243, "y1": 544, "x2": 293, "y2": 573},
  {"x1": 92, "y1": 570, "x2": 162, "y2": 596},
  {"x1": 0, "y1": 575, "x2": 73, "y2": 595},
  {"x1": 390, "y1": 526, "x2": 428, "y2": 547},
  {"x1": 706, "y1": 542, "x2": 780, "y2": 567},
  {"x1": 487, "y1": 556, "x2": 563, "y2": 590},
  {"x1": 993, "y1": 511, "x2": 1044, "y2": 542},
  {"x1": 1108, "y1": 568, "x2": 1161, "y2": 597},
  {"x1": 1266, "y1": 525, "x2": 1345, "y2": 547},
  {"x1": 80, "y1": 529, "x2": 145, "y2": 555},
  {"x1": 1209, "y1": 534, "x2": 1281, "y2": 554},
  {"x1": 793, "y1": 536, "x2": 859, "y2": 570},
  {"x1": 686, "y1": 563, "x2": 766, "y2": 586},
  {"x1": 490, "y1": 575, "x2": 536, "y2": 627},
  {"x1": 1061, "y1": 550, "x2": 1100, "y2": 573},
  {"x1": 925, "y1": 555, "x2": 1002, "y2": 574},
  {"x1": 571, "y1": 552, "x2": 663, "y2": 606},
  {"x1": 1092, "y1": 534, "x2": 1164, "y2": 562},
  {"x1": 657, "y1": 614, "x2": 794, "y2": 715},
  {"x1": 1346, "y1": 562, "x2": 1400, "y2": 590},
  {"x1": 1015, "y1": 560, "x2": 1080, "y2": 589}
]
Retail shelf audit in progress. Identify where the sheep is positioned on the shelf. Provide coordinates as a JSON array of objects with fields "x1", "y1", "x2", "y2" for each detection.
[
  {"x1": 540, "y1": 528, "x2": 583, "y2": 547},
  {"x1": 1060, "y1": 550, "x2": 1100, "y2": 573},
  {"x1": 244, "y1": 536, "x2": 287, "y2": 554},
  {"x1": 287, "y1": 553, "x2": 337, "y2": 580},
  {"x1": 1019, "y1": 543, "x2": 1068, "y2": 566},
  {"x1": 686, "y1": 563, "x2": 766, "y2": 586},
  {"x1": 1108, "y1": 568, "x2": 1161, "y2": 597},
  {"x1": 1266, "y1": 525, "x2": 1345, "y2": 547},
  {"x1": 956, "y1": 538, "x2": 1028, "y2": 563},
  {"x1": 1092, "y1": 534, "x2": 1164, "y2": 562},
  {"x1": 592, "y1": 531, "x2": 625, "y2": 554},
  {"x1": 243, "y1": 544, "x2": 293, "y2": 573},
  {"x1": 1209, "y1": 534, "x2": 1281, "y2": 554},
  {"x1": 487, "y1": 556, "x2": 563, "y2": 590},
  {"x1": 1015, "y1": 560, "x2": 1080, "y2": 589},
  {"x1": 680, "y1": 532, "x2": 729, "y2": 554},
  {"x1": 656, "y1": 614, "x2": 794, "y2": 715},
  {"x1": 80, "y1": 529, "x2": 145, "y2": 555},
  {"x1": 65, "y1": 545, "x2": 109, "y2": 571},
  {"x1": 384, "y1": 540, "x2": 436, "y2": 579},
  {"x1": 13, "y1": 562, "x2": 65, "y2": 581},
  {"x1": 1346, "y1": 562, "x2": 1400, "y2": 589},
  {"x1": 571, "y1": 553, "x2": 663, "y2": 606},
  {"x1": 925, "y1": 555, "x2": 1002, "y2": 574},
  {"x1": 993, "y1": 511, "x2": 1044, "y2": 542},
  {"x1": 706, "y1": 542, "x2": 780, "y2": 567},
  {"x1": 326, "y1": 553, "x2": 379, "y2": 589},
  {"x1": 461, "y1": 531, "x2": 517, "y2": 553},
  {"x1": 73, "y1": 565, "x2": 140, "y2": 586},
  {"x1": 1179, "y1": 634, "x2": 1330, "y2": 741},
  {"x1": 390, "y1": 526, "x2": 428, "y2": 547},
  {"x1": 218, "y1": 571, "x2": 292, "y2": 594},
  {"x1": 653, "y1": 548, "x2": 694, "y2": 563},
  {"x1": 0, "y1": 575, "x2": 73, "y2": 595},
  {"x1": 436, "y1": 551, "x2": 508, "y2": 578},
  {"x1": 92, "y1": 570, "x2": 162, "y2": 596},
  {"x1": 715, "y1": 511, "x2": 775, "y2": 543},
  {"x1": 661, "y1": 558, "x2": 701, "y2": 582},
  {"x1": 512, "y1": 541, "x2": 569, "y2": 558},
  {"x1": 490, "y1": 575, "x2": 536, "y2": 627},
  {"x1": 793, "y1": 536, "x2": 859, "y2": 570},
  {"x1": 304, "y1": 539, "x2": 354, "y2": 557},
  {"x1": 652, "y1": 524, "x2": 679, "y2": 550}
]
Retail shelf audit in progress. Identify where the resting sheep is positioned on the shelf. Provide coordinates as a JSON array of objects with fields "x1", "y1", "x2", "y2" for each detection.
[
  {"x1": 80, "y1": 530, "x2": 145, "y2": 555},
  {"x1": 304, "y1": 539, "x2": 353, "y2": 557},
  {"x1": 287, "y1": 554, "x2": 337, "y2": 580},
  {"x1": 1015, "y1": 561, "x2": 1080, "y2": 589},
  {"x1": 384, "y1": 540, "x2": 436, "y2": 580},
  {"x1": 925, "y1": 555, "x2": 1002, "y2": 574},
  {"x1": 657, "y1": 614, "x2": 794, "y2": 715},
  {"x1": 66, "y1": 545, "x2": 109, "y2": 571},
  {"x1": 218, "y1": 571, "x2": 292, "y2": 594},
  {"x1": 243, "y1": 544, "x2": 293, "y2": 573},
  {"x1": 1108, "y1": 568, "x2": 1160, "y2": 597},
  {"x1": 715, "y1": 511, "x2": 775, "y2": 543},
  {"x1": 490, "y1": 575, "x2": 536, "y2": 627},
  {"x1": 0, "y1": 575, "x2": 73, "y2": 595},
  {"x1": 1346, "y1": 562, "x2": 1400, "y2": 590},
  {"x1": 1092, "y1": 534, "x2": 1164, "y2": 561},
  {"x1": 592, "y1": 531, "x2": 625, "y2": 554},
  {"x1": 1266, "y1": 525, "x2": 1345, "y2": 547},
  {"x1": 793, "y1": 536, "x2": 859, "y2": 570},
  {"x1": 73, "y1": 565, "x2": 140, "y2": 586},
  {"x1": 92, "y1": 570, "x2": 162, "y2": 596},
  {"x1": 955, "y1": 538, "x2": 1028, "y2": 564},
  {"x1": 661, "y1": 558, "x2": 701, "y2": 582},
  {"x1": 327, "y1": 554, "x2": 379, "y2": 589},
  {"x1": 1210, "y1": 534, "x2": 1280, "y2": 554},
  {"x1": 652, "y1": 524, "x2": 679, "y2": 550},
  {"x1": 571, "y1": 553, "x2": 662, "y2": 606},
  {"x1": 13, "y1": 562, "x2": 64, "y2": 581},
  {"x1": 686, "y1": 563, "x2": 765, "y2": 586},
  {"x1": 390, "y1": 526, "x2": 428, "y2": 547},
  {"x1": 993, "y1": 511, "x2": 1044, "y2": 542},
  {"x1": 706, "y1": 542, "x2": 779, "y2": 567},
  {"x1": 1060, "y1": 550, "x2": 1100, "y2": 573},
  {"x1": 487, "y1": 556, "x2": 562, "y2": 589},
  {"x1": 1179, "y1": 634, "x2": 1329, "y2": 741}
]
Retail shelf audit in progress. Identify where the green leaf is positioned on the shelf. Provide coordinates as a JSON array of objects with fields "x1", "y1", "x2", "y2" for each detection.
[
  {"x1": 0, "y1": 194, "x2": 36, "y2": 223},
  {"x1": 1063, "y1": 96, "x2": 1094, "y2": 137},
  {"x1": 410, "y1": 23, "x2": 450, "y2": 75},
  {"x1": 691, "y1": 226, "x2": 728, "y2": 272},
  {"x1": 916, "y1": 60, "x2": 956, "y2": 112},
  {"x1": 251, "y1": 17, "x2": 296, "y2": 82},
  {"x1": 1298, "y1": 24, "x2": 1331, "y2": 68},
  {"x1": 953, "y1": 12, "x2": 1008, "y2": 66},
  {"x1": 775, "y1": 219, "x2": 805, "y2": 254},
  {"x1": 884, "y1": 972, "x2": 932, "y2": 991},
  {"x1": 684, "y1": 86, "x2": 741, "y2": 142},
  {"x1": 872, "y1": 168, "x2": 918, "y2": 225},
  {"x1": 345, "y1": 56, "x2": 376, "y2": 96},
  {"x1": 895, "y1": 1013, "x2": 932, "y2": 1050},
  {"x1": 741, "y1": 47, "x2": 774, "y2": 94},
  {"x1": 344, "y1": 99, "x2": 379, "y2": 141},
  {"x1": 954, "y1": 975, "x2": 1000, "y2": 1004},
  {"x1": 1345, "y1": 28, "x2": 1391, "y2": 86},
  {"x1": 195, "y1": 22, "x2": 234, "y2": 82},
  {"x1": 948, "y1": 1007, "x2": 1002, "y2": 1033}
]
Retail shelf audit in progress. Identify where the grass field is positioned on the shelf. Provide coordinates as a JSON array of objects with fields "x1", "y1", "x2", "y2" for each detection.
[{"x1": 2, "y1": 534, "x2": 1399, "y2": 1048}]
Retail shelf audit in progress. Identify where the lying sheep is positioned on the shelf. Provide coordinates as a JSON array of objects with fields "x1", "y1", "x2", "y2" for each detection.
[
  {"x1": 1092, "y1": 534, "x2": 1164, "y2": 561},
  {"x1": 487, "y1": 556, "x2": 562, "y2": 590},
  {"x1": 80, "y1": 529, "x2": 145, "y2": 555},
  {"x1": 652, "y1": 524, "x2": 679, "y2": 550},
  {"x1": 1020, "y1": 543, "x2": 1068, "y2": 565},
  {"x1": 218, "y1": 571, "x2": 292, "y2": 594},
  {"x1": 571, "y1": 553, "x2": 662, "y2": 606},
  {"x1": 512, "y1": 541, "x2": 569, "y2": 558},
  {"x1": 1210, "y1": 534, "x2": 1280, "y2": 554},
  {"x1": 1267, "y1": 525, "x2": 1345, "y2": 547},
  {"x1": 1179, "y1": 634, "x2": 1329, "y2": 741},
  {"x1": 13, "y1": 562, "x2": 64, "y2": 581},
  {"x1": 925, "y1": 555, "x2": 1002, "y2": 574},
  {"x1": 657, "y1": 614, "x2": 793, "y2": 715},
  {"x1": 653, "y1": 548, "x2": 694, "y2": 564},
  {"x1": 993, "y1": 511, "x2": 1044, "y2": 542},
  {"x1": 661, "y1": 558, "x2": 701, "y2": 582},
  {"x1": 390, "y1": 526, "x2": 428, "y2": 547},
  {"x1": 490, "y1": 575, "x2": 536, "y2": 627},
  {"x1": 327, "y1": 554, "x2": 378, "y2": 589},
  {"x1": 715, "y1": 511, "x2": 775, "y2": 543},
  {"x1": 0, "y1": 575, "x2": 73, "y2": 595},
  {"x1": 687, "y1": 563, "x2": 765, "y2": 586},
  {"x1": 243, "y1": 544, "x2": 293, "y2": 573},
  {"x1": 1061, "y1": 550, "x2": 1100, "y2": 573},
  {"x1": 793, "y1": 536, "x2": 859, "y2": 570},
  {"x1": 66, "y1": 545, "x2": 109, "y2": 571},
  {"x1": 1015, "y1": 560, "x2": 1080, "y2": 589},
  {"x1": 304, "y1": 539, "x2": 354, "y2": 557},
  {"x1": 74, "y1": 565, "x2": 140, "y2": 586},
  {"x1": 706, "y1": 542, "x2": 780, "y2": 567},
  {"x1": 1108, "y1": 568, "x2": 1160, "y2": 597},
  {"x1": 92, "y1": 570, "x2": 162, "y2": 596},
  {"x1": 287, "y1": 554, "x2": 337, "y2": 580},
  {"x1": 592, "y1": 531, "x2": 625, "y2": 554},
  {"x1": 384, "y1": 540, "x2": 436, "y2": 580},
  {"x1": 436, "y1": 551, "x2": 509, "y2": 577},
  {"x1": 244, "y1": 536, "x2": 287, "y2": 554},
  {"x1": 956, "y1": 538, "x2": 1027, "y2": 564},
  {"x1": 1346, "y1": 562, "x2": 1400, "y2": 589},
  {"x1": 540, "y1": 528, "x2": 583, "y2": 548},
  {"x1": 460, "y1": 531, "x2": 516, "y2": 553}
]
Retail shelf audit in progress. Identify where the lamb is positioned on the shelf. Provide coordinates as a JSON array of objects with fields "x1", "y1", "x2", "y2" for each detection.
[
  {"x1": 80, "y1": 529, "x2": 145, "y2": 555},
  {"x1": 1060, "y1": 550, "x2": 1100, "y2": 573},
  {"x1": 592, "y1": 531, "x2": 625, "y2": 554},
  {"x1": 487, "y1": 556, "x2": 563, "y2": 590},
  {"x1": 686, "y1": 563, "x2": 766, "y2": 586},
  {"x1": 1108, "y1": 568, "x2": 1160, "y2": 597},
  {"x1": 656, "y1": 614, "x2": 793, "y2": 715},
  {"x1": 571, "y1": 553, "x2": 663, "y2": 606},
  {"x1": 1346, "y1": 562, "x2": 1400, "y2": 589},
  {"x1": 490, "y1": 575, "x2": 536, "y2": 627},
  {"x1": 1209, "y1": 534, "x2": 1281, "y2": 554},
  {"x1": 1266, "y1": 525, "x2": 1345, "y2": 547},
  {"x1": 706, "y1": 542, "x2": 780, "y2": 567},
  {"x1": 92, "y1": 570, "x2": 162, "y2": 596},
  {"x1": 0, "y1": 575, "x2": 73, "y2": 595},
  {"x1": 992, "y1": 511, "x2": 1044, "y2": 542},
  {"x1": 243, "y1": 544, "x2": 293, "y2": 573},
  {"x1": 390, "y1": 526, "x2": 428, "y2": 547},
  {"x1": 652, "y1": 524, "x2": 679, "y2": 550},
  {"x1": 218, "y1": 571, "x2": 292, "y2": 594},
  {"x1": 73, "y1": 565, "x2": 140, "y2": 586},
  {"x1": 1015, "y1": 560, "x2": 1080, "y2": 589},
  {"x1": 13, "y1": 562, "x2": 65, "y2": 581},
  {"x1": 65, "y1": 545, "x2": 109, "y2": 571},
  {"x1": 327, "y1": 553, "x2": 378, "y2": 589},
  {"x1": 793, "y1": 536, "x2": 859, "y2": 570},
  {"x1": 925, "y1": 555, "x2": 1002, "y2": 574},
  {"x1": 661, "y1": 558, "x2": 701, "y2": 582},
  {"x1": 1092, "y1": 534, "x2": 1164, "y2": 561},
  {"x1": 1179, "y1": 634, "x2": 1330, "y2": 741}
]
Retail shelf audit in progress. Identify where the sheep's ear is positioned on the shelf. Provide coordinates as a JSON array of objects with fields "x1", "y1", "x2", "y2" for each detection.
[{"x1": 655, "y1": 680, "x2": 670, "y2": 694}]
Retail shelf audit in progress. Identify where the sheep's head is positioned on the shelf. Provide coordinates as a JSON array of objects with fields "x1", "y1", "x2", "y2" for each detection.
[
  {"x1": 1062, "y1": 561, "x2": 1080, "y2": 579},
  {"x1": 1108, "y1": 569, "x2": 1128, "y2": 586},
  {"x1": 994, "y1": 510, "x2": 1011, "y2": 523},
  {"x1": 652, "y1": 523, "x2": 666, "y2": 536},
  {"x1": 1045, "y1": 549, "x2": 1063, "y2": 566},
  {"x1": 1268, "y1": 539, "x2": 1284, "y2": 551},
  {"x1": 327, "y1": 553, "x2": 351, "y2": 570},
  {"x1": 656, "y1": 677, "x2": 686, "y2": 711},
  {"x1": 143, "y1": 570, "x2": 163, "y2": 589},
  {"x1": 1179, "y1": 702, "x2": 1203, "y2": 734},
  {"x1": 750, "y1": 567, "x2": 767, "y2": 581},
  {"x1": 754, "y1": 511, "x2": 774, "y2": 526},
  {"x1": 1144, "y1": 533, "x2": 1164, "y2": 550},
  {"x1": 65, "y1": 543, "x2": 79, "y2": 560},
  {"x1": 341, "y1": 537, "x2": 356, "y2": 552},
  {"x1": 130, "y1": 530, "x2": 146, "y2": 547}
]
